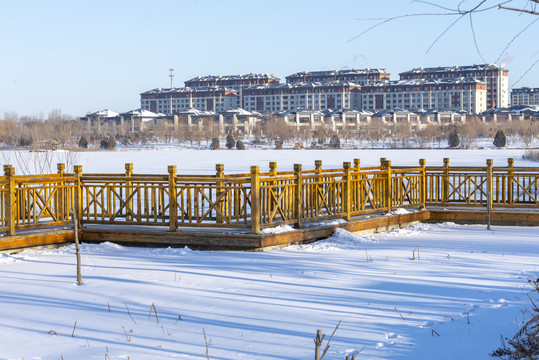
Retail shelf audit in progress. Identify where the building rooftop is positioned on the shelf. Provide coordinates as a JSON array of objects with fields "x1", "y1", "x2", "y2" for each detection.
[
  {"x1": 286, "y1": 68, "x2": 389, "y2": 78},
  {"x1": 140, "y1": 86, "x2": 237, "y2": 96},
  {"x1": 399, "y1": 64, "x2": 506, "y2": 76},
  {"x1": 185, "y1": 73, "x2": 280, "y2": 83},
  {"x1": 362, "y1": 77, "x2": 485, "y2": 88}
]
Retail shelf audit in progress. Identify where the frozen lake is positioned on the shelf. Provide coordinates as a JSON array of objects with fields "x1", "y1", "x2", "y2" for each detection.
[{"x1": 1, "y1": 148, "x2": 534, "y2": 175}]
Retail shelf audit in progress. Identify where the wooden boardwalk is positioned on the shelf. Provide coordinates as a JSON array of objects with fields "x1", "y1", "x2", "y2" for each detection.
[{"x1": 0, "y1": 157, "x2": 538, "y2": 251}]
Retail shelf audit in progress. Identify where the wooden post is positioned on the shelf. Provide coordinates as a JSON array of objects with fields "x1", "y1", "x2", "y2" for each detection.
[
  {"x1": 385, "y1": 160, "x2": 392, "y2": 214},
  {"x1": 486, "y1": 159, "x2": 493, "y2": 212},
  {"x1": 216, "y1": 164, "x2": 225, "y2": 224},
  {"x1": 507, "y1": 158, "x2": 514, "y2": 205},
  {"x1": 419, "y1": 159, "x2": 426, "y2": 209},
  {"x1": 294, "y1": 164, "x2": 303, "y2": 229},
  {"x1": 442, "y1": 158, "x2": 450, "y2": 203},
  {"x1": 314, "y1": 329, "x2": 322, "y2": 360},
  {"x1": 314, "y1": 160, "x2": 322, "y2": 174},
  {"x1": 73, "y1": 165, "x2": 83, "y2": 228},
  {"x1": 57, "y1": 163, "x2": 65, "y2": 221},
  {"x1": 343, "y1": 162, "x2": 351, "y2": 221},
  {"x1": 4, "y1": 165, "x2": 16, "y2": 236},
  {"x1": 71, "y1": 206, "x2": 82, "y2": 285},
  {"x1": 379, "y1": 158, "x2": 386, "y2": 209},
  {"x1": 168, "y1": 165, "x2": 177, "y2": 231},
  {"x1": 250, "y1": 166, "x2": 260, "y2": 234},
  {"x1": 353, "y1": 158, "x2": 361, "y2": 213},
  {"x1": 269, "y1": 162, "x2": 277, "y2": 176},
  {"x1": 314, "y1": 160, "x2": 322, "y2": 214},
  {"x1": 268, "y1": 162, "x2": 277, "y2": 221},
  {"x1": 125, "y1": 163, "x2": 133, "y2": 221}
]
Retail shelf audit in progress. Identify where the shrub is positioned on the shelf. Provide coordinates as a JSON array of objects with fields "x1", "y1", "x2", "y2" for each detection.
[
  {"x1": 225, "y1": 134, "x2": 235, "y2": 149},
  {"x1": 210, "y1": 137, "x2": 220, "y2": 150},
  {"x1": 523, "y1": 150, "x2": 539, "y2": 162},
  {"x1": 493, "y1": 130, "x2": 507, "y2": 148},
  {"x1": 100, "y1": 136, "x2": 116, "y2": 150},
  {"x1": 275, "y1": 140, "x2": 283, "y2": 149},
  {"x1": 491, "y1": 279, "x2": 539, "y2": 359},
  {"x1": 236, "y1": 140, "x2": 245, "y2": 150},
  {"x1": 448, "y1": 130, "x2": 460, "y2": 148},
  {"x1": 329, "y1": 135, "x2": 341, "y2": 149},
  {"x1": 78, "y1": 135, "x2": 88, "y2": 148}
]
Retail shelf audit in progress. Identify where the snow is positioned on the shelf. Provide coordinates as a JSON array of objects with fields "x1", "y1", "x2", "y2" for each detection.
[
  {"x1": 1, "y1": 223, "x2": 537, "y2": 359},
  {"x1": 0, "y1": 149, "x2": 538, "y2": 359}
]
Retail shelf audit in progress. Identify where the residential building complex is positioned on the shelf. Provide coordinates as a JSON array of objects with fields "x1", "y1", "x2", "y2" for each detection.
[
  {"x1": 285, "y1": 68, "x2": 389, "y2": 85},
  {"x1": 511, "y1": 87, "x2": 539, "y2": 106},
  {"x1": 399, "y1": 64, "x2": 508, "y2": 109},
  {"x1": 242, "y1": 81, "x2": 362, "y2": 113},
  {"x1": 140, "y1": 65, "x2": 509, "y2": 116},
  {"x1": 140, "y1": 86, "x2": 238, "y2": 114},
  {"x1": 360, "y1": 78, "x2": 487, "y2": 113}
]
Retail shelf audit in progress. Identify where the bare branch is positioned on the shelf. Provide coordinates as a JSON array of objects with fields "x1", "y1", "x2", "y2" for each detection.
[
  {"x1": 426, "y1": 13, "x2": 467, "y2": 54},
  {"x1": 469, "y1": 12, "x2": 487, "y2": 63},
  {"x1": 495, "y1": 17, "x2": 539, "y2": 63},
  {"x1": 511, "y1": 57, "x2": 539, "y2": 87},
  {"x1": 349, "y1": 12, "x2": 460, "y2": 43},
  {"x1": 499, "y1": 4, "x2": 539, "y2": 15}
]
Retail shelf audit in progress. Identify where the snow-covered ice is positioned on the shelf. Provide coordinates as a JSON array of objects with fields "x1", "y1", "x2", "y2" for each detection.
[
  {"x1": 0, "y1": 148, "x2": 538, "y2": 359},
  {"x1": 0, "y1": 223, "x2": 537, "y2": 359}
]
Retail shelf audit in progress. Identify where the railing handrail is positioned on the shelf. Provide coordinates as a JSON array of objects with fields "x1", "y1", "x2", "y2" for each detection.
[{"x1": 1, "y1": 157, "x2": 538, "y2": 236}]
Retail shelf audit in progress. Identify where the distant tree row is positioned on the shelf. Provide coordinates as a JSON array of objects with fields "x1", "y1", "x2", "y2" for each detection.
[{"x1": 1, "y1": 110, "x2": 538, "y2": 150}]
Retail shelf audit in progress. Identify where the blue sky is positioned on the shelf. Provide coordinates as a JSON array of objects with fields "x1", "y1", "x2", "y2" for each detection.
[{"x1": 1, "y1": 0, "x2": 537, "y2": 117}]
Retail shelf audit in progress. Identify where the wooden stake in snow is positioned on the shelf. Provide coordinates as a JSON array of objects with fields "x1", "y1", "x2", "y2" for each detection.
[
  {"x1": 314, "y1": 321, "x2": 341, "y2": 360},
  {"x1": 71, "y1": 207, "x2": 82, "y2": 285}
]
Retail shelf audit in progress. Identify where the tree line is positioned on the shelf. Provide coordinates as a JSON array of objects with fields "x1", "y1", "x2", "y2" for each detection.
[{"x1": 1, "y1": 111, "x2": 538, "y2": 150}]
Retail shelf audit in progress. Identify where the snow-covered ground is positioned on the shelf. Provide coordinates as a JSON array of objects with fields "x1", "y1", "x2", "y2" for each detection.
[
  {"x1": 0, "y1": 149, "x2": 538, "y2": 359},
  {"x1": 1, "y1": 223, "x2": 537, "y2": 359},
  {"x1": 1, "y1": 147, "x2": 534, "y2": 175}
]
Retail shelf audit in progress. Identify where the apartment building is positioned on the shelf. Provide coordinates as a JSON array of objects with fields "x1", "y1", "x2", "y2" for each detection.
[
  {"x1": 399, "y1": 64, "x2": 508, "y2": 109},
  {"x1": 242, "y1": 81, "x2": 362, "y2": 113},
  {"x1": 184, "y1": 73, "x2": 280, "y2": 107},
  {"x1": 360, "y1": 78, "x2": 487, "y2": 113},
  {"x1": 285, "y1": 68, "x2": 389, "y2": 85},
  {"x1": 140, "y1": 86, "x2": 239, "y2": 114},
  {"x1": 511, "y1": 87, "x2": 539, "y2": 106}
]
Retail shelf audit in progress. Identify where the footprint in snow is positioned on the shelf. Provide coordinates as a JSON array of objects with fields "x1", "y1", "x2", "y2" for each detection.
[{"x1": 419, "y1": 321, "x2": 433, "y2": 328}]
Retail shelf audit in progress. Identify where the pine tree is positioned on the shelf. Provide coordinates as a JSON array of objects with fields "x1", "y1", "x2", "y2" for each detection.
[{"x1": 493, "y1": 130, "x2": 507, "y2": 148}]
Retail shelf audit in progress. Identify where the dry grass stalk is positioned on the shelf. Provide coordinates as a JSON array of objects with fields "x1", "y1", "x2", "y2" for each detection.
[
  {"x1": 365, "y1": 249, "x2": 373, "y2": 262},
  {"x1": 71, "y1": 321, "x2": 77, "y2": 337},
  {"x1": 203, "y1": 328, "x2": 211, "y2": 360},
  {"x1": 124, "y1": 303, "x2": 136, "y2": 324},
  {"x1": 107, "y1": 302, "x2": 111, "y2": 312},
  {"x1": 122, "y1": 326, "x2": 132, "y2": 343},
  {"x1": 410, "y1": 245, "x2": 420, "y2": 260},
  {"x1": 394, "y1": 307, "x2": 406, "y2": 320},
  {"x1": 105, "y1": 355, "x2": 111, "y2": 360},
  {"x1": 48, "y1": 330, "x2": 57, "y2": 336},
  {"x1": 432, "y1": 330, "x2": 440, "y2": 336},
  {"x1": 148, "y1": 303, "x2": 159, "y2": 323}
]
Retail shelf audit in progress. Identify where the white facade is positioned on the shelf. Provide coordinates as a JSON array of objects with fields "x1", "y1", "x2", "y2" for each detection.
[
  {"x1": 140, "y1": 87, "x2": 239, "y2": 114},
  {"x1": 399, "y1": 64, "x2": 508, "y2": 109},
  {"x1": 243, "y1": 81, "x2": 362, "y2": 113},
  {"x1": 360, "y1": 78, "x2": 487, "y2": 114}
]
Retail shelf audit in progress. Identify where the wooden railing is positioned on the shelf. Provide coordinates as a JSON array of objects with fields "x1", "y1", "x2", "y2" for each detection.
[{"x1": 1, "y1": 158, "x2": 537, "y2": 236}]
